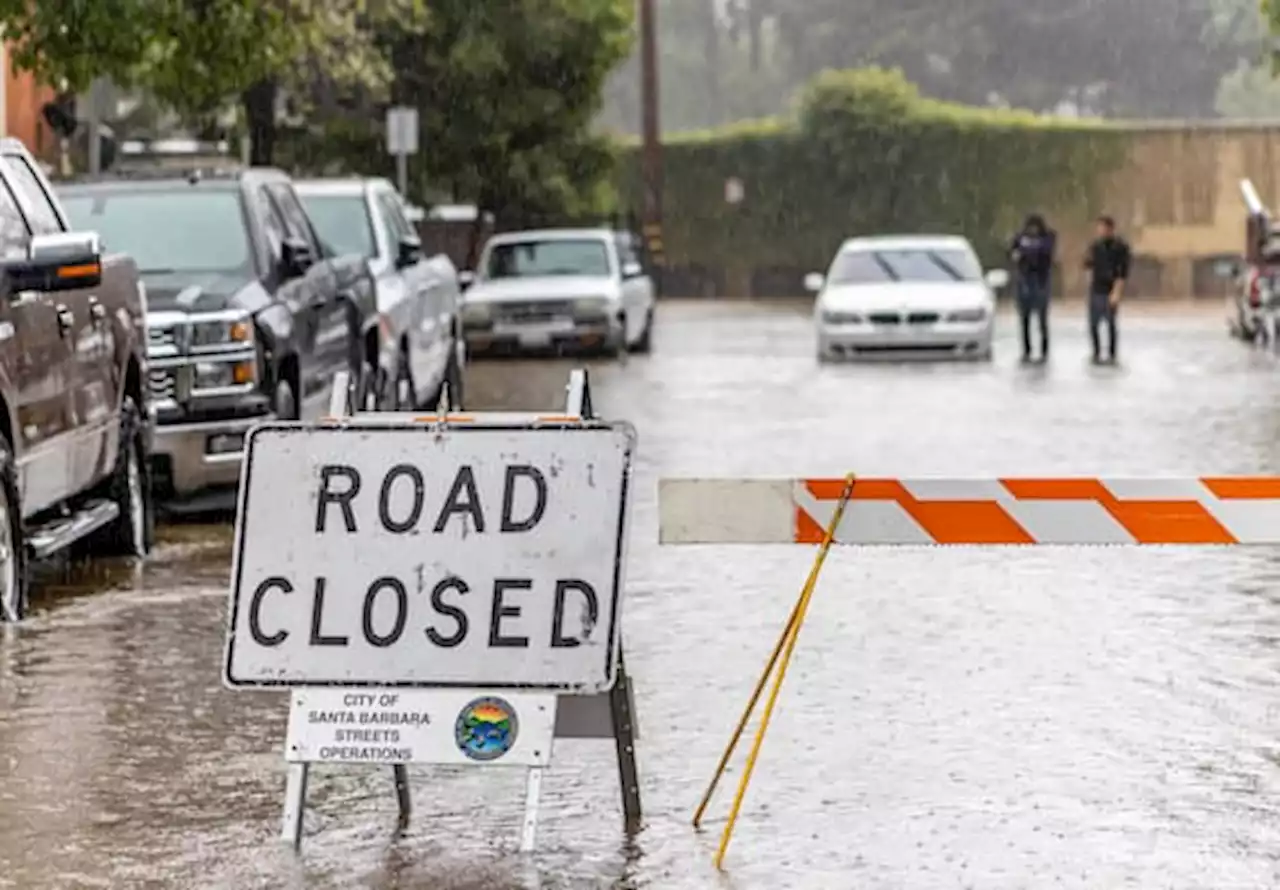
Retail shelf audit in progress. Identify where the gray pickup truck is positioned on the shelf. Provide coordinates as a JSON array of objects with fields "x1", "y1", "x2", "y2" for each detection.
[
  {"x1": 59, "y1": 167, "x2": 378, "y2": 512},
  {"x1": 0, "y1": 138, "x2": 154, "y2": 621}
]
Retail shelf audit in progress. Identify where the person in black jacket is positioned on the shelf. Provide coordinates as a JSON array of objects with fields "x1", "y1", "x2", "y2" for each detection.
[
  {"x1": 1083, "y1": 215, "x2": 1131, "y2": 364},
  {"x1": 1009, "y1": 213, "x2": 1056, "y2": 363}
]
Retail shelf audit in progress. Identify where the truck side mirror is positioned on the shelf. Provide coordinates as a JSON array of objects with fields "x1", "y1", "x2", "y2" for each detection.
[{"x1": 3, "y1": 231, "x2": 102, "y2": 293}]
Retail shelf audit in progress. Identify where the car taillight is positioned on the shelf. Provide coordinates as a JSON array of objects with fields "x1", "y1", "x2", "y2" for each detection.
[{"x1": 1249, "y1": 268, "x2": 1262, "y2": 307}]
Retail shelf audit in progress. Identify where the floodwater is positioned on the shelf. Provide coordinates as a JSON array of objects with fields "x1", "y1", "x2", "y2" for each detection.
[{"x1": 5, "y1": 300, "x2": 1280, "y2": 889}]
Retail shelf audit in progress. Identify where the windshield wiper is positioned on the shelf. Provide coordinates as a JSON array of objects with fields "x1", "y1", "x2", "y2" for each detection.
[
  {"x1": 139, "y1": 268, "x2": 178, "y2": 274},
  {"x1": 870, "y1": 252, "x2": 900, "y2": 281},
  {"x1": 924, "y1": 252, "x2": 964, "y2": 281}
]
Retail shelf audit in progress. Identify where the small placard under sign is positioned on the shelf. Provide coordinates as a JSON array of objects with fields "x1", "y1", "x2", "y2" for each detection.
[{"x1": 286, "y1": 688, "x2": 556, "y2": 767}]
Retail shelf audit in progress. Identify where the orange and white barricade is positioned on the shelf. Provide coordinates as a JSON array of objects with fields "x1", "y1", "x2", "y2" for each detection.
[{"x1": 659, "y1": 476, "x2": 1280, "y2": 546}]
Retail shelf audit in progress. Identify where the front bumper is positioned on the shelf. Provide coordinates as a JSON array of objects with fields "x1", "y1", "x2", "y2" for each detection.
[
  {"x1": 818, "y1": 320, "x2": 993, "y2": 359},
  {"x1": 463, "y1": 315, "x2": 623, "y2": 354},
  {"x1": 150, "y1": 414, "x2": 266, "y2": 502}
]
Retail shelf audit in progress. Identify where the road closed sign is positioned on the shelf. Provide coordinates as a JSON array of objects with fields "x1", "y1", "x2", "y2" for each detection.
[{"x1": 223, "y1": 421, "x2": 636, "y2": 693}]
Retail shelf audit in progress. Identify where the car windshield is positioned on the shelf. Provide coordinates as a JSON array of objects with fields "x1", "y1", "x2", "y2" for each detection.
[
  {"x1": 829, "y1": 247, "x2": 981, "y2": 285},
  {"x1": 298, "y1": 194, "x2": 375, "y2": 258},
  {"x1": 61, "y1": 189, "x2": 252, "y2": 274},
  {"x1": 484, "y1": 239, "x2": 611, "y2": 279}
]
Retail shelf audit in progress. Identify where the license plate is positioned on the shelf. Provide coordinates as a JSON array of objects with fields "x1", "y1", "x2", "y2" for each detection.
[{"x1": 494, "y1": 318, "x2": 573, "y2": 346}]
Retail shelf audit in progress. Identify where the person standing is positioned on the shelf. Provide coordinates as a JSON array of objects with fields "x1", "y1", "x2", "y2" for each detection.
[
  {"x1": 1083, "y1": 215, "x2": 1131, "y2": 364},
  {"x1": 1009, "y1": 213, "x2": 1056, "y2": 363}
]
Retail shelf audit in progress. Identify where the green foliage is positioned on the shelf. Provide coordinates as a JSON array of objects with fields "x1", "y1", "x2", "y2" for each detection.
[
  {"x1": 618, "y1": 68, "x2": 1126, "y2": 282},
  {"x1": 0, "y1": 0, "x2": 157, "y2": 92},
  {"x1": 281, "y1": 0, "x2": 633, "y2": 221}
]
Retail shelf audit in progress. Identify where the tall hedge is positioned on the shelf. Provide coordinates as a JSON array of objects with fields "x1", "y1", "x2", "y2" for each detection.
[{"x1": 619, "y1": 68, "x2": 1127, "y2": 292}]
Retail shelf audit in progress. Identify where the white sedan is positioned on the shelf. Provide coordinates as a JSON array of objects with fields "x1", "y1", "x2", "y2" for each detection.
[{"x1": 807, "y1": 235, "x2": 1009, "y2": 361}]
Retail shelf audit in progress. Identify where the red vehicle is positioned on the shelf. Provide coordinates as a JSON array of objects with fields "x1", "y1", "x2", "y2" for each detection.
[{"x1": 1226, "y1": 179, "x2": 1280, "y2": 344}]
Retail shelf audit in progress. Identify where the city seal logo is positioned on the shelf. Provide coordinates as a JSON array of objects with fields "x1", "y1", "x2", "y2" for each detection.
[{"x1": 454, "y1": 696, "x2": 519, "y2": 762}]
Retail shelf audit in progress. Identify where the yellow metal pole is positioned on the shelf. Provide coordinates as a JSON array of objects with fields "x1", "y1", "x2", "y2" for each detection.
[
  {"x1": 712, "y1": 473, "x2": 856, "y2": 871},
  {"x1": 693, "y1": 590, "x2": 802, "y2": 828}
]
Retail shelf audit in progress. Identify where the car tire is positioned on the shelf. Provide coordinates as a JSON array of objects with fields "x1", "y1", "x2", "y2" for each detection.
[
  {"x1": 354, "y1": 359, "x2": 377, "y2": 412},
  {"x1": 393, "y1": 350, "x2": 416, "y2": 411},
  {"x1": 425, "y1": 342, "x2": 465, "y2": 412},
  {"x1": 93, "y1": 396, "x2": 153, "y2": 558},
  {"x1": 0, "y1": 432, "x2": 28, "y2": 623},
  {"x1": 629, "y1": 308, "x2": 654, "y2": 354},
  {"x1": 275, "y1": 377, "x2": 299, "y2": 421}
]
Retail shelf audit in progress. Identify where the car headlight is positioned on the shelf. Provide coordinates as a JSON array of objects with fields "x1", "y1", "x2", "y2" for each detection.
[
  {"x1": 461, "y1": 301, "x2": 491, "y2": 324},
  {"x1": 191, "y1": 312, "x2": 254, "y2": 348},
  {"x1": 193, "y1": 358, "x2": 256, "y2": 391},
  {"x1": 573, "y1": 297, "x2": 611, "y2": 318},
  {"x1": 945, "y1": 308, "x2": 988, "y2": 323},
  {"x1": 821, "y1": 311, "x2": 863, "y2": 324}
]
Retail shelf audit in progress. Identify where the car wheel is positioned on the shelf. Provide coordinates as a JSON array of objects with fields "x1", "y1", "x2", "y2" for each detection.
[
  {"x1": 629, "y1": 308, "x2": 654, "y2": 354},
  {"x1": 0, "y1": 433, "x2": 27, "y2": 623},
  {"x1": 425, "y1": 342, "x2": 465, "y2": 412},
  {"x1": 393, "y1": 351, "x2": 416, "y2": 411},
  {"x1": 275, "y1": 377, "x2": 299, "y2": 421},
  {"x1": 93, "y1": 396, "x2": 153, "y2": 558}
]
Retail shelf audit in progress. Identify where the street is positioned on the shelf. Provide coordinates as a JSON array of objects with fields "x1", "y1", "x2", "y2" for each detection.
[{"x1": 4, "y1": 299, "x2": 1280, "y2": 889}]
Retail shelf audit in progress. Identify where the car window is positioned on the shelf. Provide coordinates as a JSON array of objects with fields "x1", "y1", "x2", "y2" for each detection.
[
  {"x1": 1, "y1": 155, "x2": 61, "y2": 235},
  {"x1": 250, "y1": 186, "x2": 287, "y2": 266},
  {"x1": 377, "y1": 192, "x2": 414, "y2": 240},
  {"x1": 829, "y1": 247, "x2": 981, "y2": 285},
  {"x1": 266, "y1": 184, "x2": 319, "y2": 253},
  {"x1": 61, "y1": 189, "x2": 252, "y2": 274},
  {"x1": 616, "y1": 234, "x2": 638, "y2": 267},
  {"x1": 299, "y1": 194, "x2": 375, "y2": 259},
  {"x1": 0, "y1": 181, "x2": 31, "y2": 260},
  {"x1": 483, "y1": 239, "x2": 612, "y2": 279}
]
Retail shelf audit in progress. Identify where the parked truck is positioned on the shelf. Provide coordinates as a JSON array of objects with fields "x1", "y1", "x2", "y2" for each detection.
[
  {"x1": 58, "y1": 166, "x2": 378, "y2": 511},
  {"x1": 0, "y1": 138, "x2": 154, "y2": 622}
]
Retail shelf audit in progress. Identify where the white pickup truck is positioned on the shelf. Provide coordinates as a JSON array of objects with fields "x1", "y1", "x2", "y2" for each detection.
[{"x1": 296, "y1": 177, "x2": 466, "y2": 410}]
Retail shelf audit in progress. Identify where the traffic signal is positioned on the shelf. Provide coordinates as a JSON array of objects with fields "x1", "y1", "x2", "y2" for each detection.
[{"x1": 41, "y1": 95, "x2": 77, "y2": 139}]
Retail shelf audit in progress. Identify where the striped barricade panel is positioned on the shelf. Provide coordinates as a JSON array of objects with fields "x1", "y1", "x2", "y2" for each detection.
[{"x1": 657, "y1": 477, "x2": 1280, "y2": 545}]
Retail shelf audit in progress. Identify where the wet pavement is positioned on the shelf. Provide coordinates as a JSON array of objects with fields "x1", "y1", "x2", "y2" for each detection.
[{"x1": 5, "y1": 299, "x2": 1280, "y2": 888}]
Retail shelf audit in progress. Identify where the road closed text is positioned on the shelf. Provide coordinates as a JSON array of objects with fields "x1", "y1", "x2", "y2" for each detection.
[{"x1": 227, "y1": 426, "x2": 632, "y2": 689}]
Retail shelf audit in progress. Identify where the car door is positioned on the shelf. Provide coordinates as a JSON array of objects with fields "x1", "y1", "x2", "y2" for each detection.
[
  {"x1": 0, "y1": 179, "x2": 73, "y2": 515},
  {"x1": 266, "y1": 183, "x2": 345, "y2": 419},
  {"x1": 3, "y1": 152, "x2": 117, "y2": 494},
  {"x1": 376, "y1": 189, "x2": 446, "y2": 392}
]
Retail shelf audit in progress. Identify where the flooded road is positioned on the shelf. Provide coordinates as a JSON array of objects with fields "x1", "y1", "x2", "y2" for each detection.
[{"x1": 6, "y1": 299, "x2": 1280, "y2": 888}]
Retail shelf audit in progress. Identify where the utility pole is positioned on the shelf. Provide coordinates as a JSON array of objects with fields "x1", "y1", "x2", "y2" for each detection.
[
  {"x1": 87, "y1": 78, "x2": 107, "y2": 175},
  {"x1": 638, "y1": 0, "x2": 664, "y2": 286}
]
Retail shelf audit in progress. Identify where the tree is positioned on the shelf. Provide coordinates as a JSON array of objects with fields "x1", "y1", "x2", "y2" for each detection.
[{"x1": 374, "y1": 0, "x2": 633, "y2": 254}]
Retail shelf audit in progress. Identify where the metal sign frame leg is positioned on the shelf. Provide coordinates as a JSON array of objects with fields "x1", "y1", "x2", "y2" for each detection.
[
  {"x1": 610, "y1": 648, "x2": 643, "y2": 833},
  {"x1": 566, "y1": 369, "x2": 643, "y2": 834},
  {"x1": 281, "y1": 762, "x2": 310, "y2": 849},
  {"x1": 519, "y1": 767, "x2": 545, "y2": 852}
]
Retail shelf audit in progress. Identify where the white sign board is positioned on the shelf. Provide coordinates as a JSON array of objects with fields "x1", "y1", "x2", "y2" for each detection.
[
  {"x1": 386, "y1": 106, "x2": 419, "y2": 155},
  {"x1": 725, "y1": 176, "x2": 744, "y2": 205},
  {"x1": 286, "y1": 688, "x2": 556, "y2": 766},
  {"x1": 223, "y1": 422, "x2": 636, "y2": 693}
]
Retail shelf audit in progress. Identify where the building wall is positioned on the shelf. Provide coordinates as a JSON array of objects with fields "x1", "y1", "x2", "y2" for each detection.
[
  {"x1": 0, "y1": 41, "x2": 56, "y2": 162},
  {"x1": 1063, "y1": 124, "x2": 1280, "y2": 299}
]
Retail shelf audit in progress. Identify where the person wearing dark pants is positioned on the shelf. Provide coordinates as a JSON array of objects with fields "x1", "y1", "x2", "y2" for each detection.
[
  {"x1": 1009, "y1": 213, "x2": 1056, "y2": 363},
  {"x1": 1083, "y1": 215, "x2": 1131, "y2": 364}
]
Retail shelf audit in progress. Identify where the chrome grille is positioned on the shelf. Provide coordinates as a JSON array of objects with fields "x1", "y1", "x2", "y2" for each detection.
[
  {"x1": 493, "y1": 300, "x2": 575, "y2": 323},
  {"x1": 149, "y1": 368, "x2": 176, "y2": 402},
  {"x1": 149, "y1": 326, "x2": 177, "y2": 348}
]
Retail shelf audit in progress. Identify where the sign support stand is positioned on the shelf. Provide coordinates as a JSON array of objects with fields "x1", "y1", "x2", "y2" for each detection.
[
  {"x1": 269, "y1": 368, "x2": 640, "y2": 852},
  {"x1": 564, "y1": 369, "x2": 642, "y2": 834}
]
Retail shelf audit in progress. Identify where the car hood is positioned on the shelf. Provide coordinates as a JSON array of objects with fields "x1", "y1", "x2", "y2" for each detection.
[
  {"x1": 820, "y1": 282, "x2": 993, "y2": 313},
  {"x1": 465, "y1": 276, "x2": 616, "y2": 304},
  {"x1": 140, "y1": 270, "x2": 272, "y2": 315}
]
